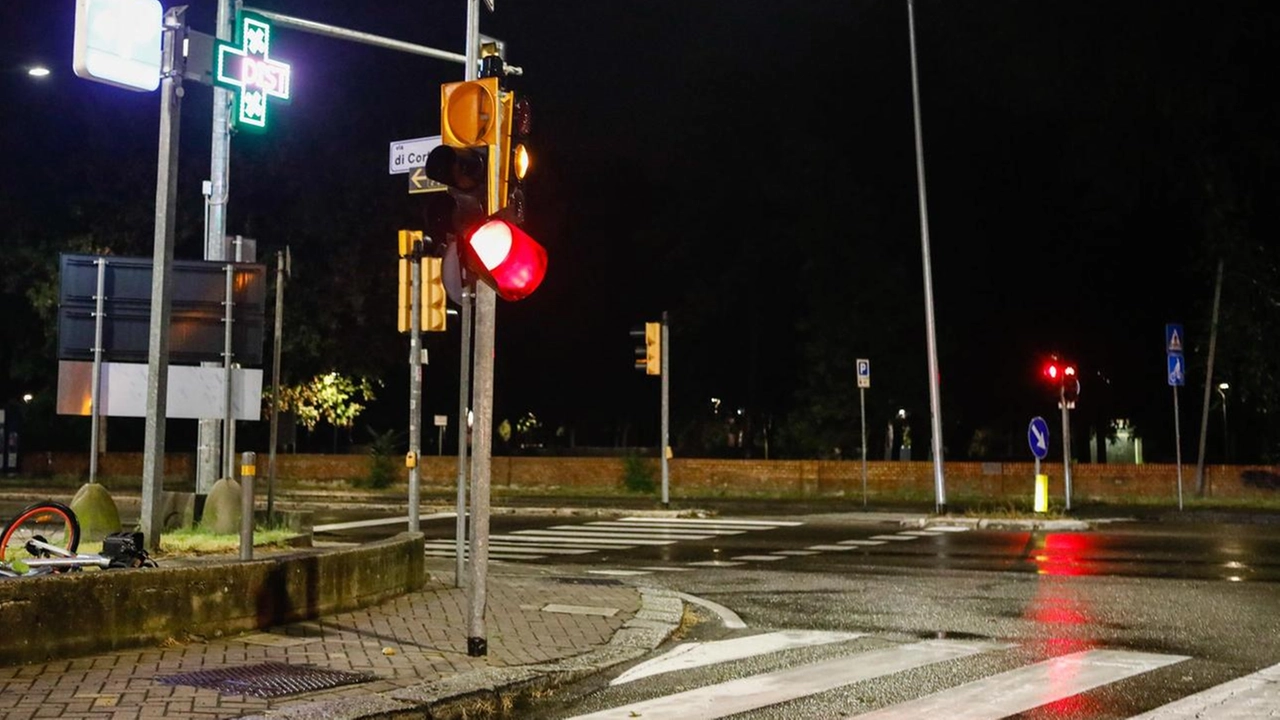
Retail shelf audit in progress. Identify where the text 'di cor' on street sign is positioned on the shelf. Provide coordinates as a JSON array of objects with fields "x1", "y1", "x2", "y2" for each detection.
[
  {"x1": 1027, "y1": 416, "x2": 1049, "y2": 460},
  {"x1": 856, "y1": 358, "x2": 870, "y2": 388}
]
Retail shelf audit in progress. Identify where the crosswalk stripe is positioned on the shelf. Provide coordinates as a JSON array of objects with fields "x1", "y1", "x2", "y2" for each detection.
[
  {"x1": 424, "y1": 549, "x2": 542, "y2": 560},
  {"x1": 839, "y1": 539, "x2": 887, "y2": 546},
  {"x1": 870, "y1": 535, "x2": 918, "y2": 541},
  {"x1": 611, "y1": 630, "x2": 867, "y2": 685},
  {"x1": 617, "y1": 517, "x2": 803, "y2": 528},
  {"x1": 508, "y1": 530, "x2": 677, "y2": 545},
  {"x1": 898, "y1": 530, "x2": 944, "y2": 536},
  {"x1": 314, "y1": 512, "x2": 455, "y2": 533},
  {"x1": 848, "y1": 648, "x2": 1189, "y2": 719},
  {"x1": 585, "y1": 521, "x2": 746, "y2": 535},
  {"x1": 1124, "y1": 662, "x2": 1280, "y2": 719},
  {"x1": 808, "y1": 545, "x2": 857, "y2": 551},
  {"x1": 427, "y1": 538, "x2": 623, "y2": 551},
  {"x1": 733, "y1": 555, "x2": 787, "y2": 561},
  {"x1": 564, "y1": 639, "x2": 1010, "y2": 720},
  {"x1": 422, "y1": 542, "x2": 594, "y2": 555},
  {"x1": 490, "y1": 534, "x2": 644, "y2": 546},
  {"x1": 928, "y1": 525, "x2": 971, "y2": 532},
  {"x1": 543, "y1": 525, "x2": 715, "y2": 540}
]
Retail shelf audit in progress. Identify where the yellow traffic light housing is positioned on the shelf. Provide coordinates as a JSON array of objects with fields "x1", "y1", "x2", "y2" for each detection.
[
  {"x1": 397, "y1": 230, "x2": 447, "y2": 333},
  {"x1": 440, "y1": 77, "x2": 500, "y2": 148},
  {"x1": 644, "y1": 322, "x2": 661, "y2": 375}
]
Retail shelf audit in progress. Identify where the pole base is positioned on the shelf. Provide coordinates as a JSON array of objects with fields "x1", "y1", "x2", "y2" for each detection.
[{"x1": 467, "y1": 637, "x2": 487, "y2": 657}]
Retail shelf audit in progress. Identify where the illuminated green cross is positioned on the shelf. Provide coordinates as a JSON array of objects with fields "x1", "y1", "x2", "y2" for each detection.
[{"x1": 214, "y1": 11, "x2": 292, "y2": 131}]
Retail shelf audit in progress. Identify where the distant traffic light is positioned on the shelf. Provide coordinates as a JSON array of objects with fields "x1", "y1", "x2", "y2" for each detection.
[
  {"x1": 1062, "y1": 364, "x2": 1080, "y2": 403},
  {"x1": 397, "y1": 230, "x2": 447, "y2": 333},
  {"x1": 631, "y1": 322, "x2": 661, "y2": 376}
]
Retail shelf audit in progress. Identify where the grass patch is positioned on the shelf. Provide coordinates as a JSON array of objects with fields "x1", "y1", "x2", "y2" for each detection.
[{"x1": 148, "y1": 526, "x2": 301, "y2": 556}]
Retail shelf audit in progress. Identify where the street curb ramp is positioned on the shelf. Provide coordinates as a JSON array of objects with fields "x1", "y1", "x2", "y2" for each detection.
[{"x1": 243, "y1": 587, "x2": 686, "y2": 720}]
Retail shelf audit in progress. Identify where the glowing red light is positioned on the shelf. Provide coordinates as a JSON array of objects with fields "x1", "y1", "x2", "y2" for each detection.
[{"x1": 463, "y1": 219, "x2": 547, "y2": 301}]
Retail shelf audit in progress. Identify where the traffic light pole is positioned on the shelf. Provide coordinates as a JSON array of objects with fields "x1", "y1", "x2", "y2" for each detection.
[
  {"x1": 464, "y1": 0, "x2": 491, "y2": 658},
  {"x1": 660, "y1": 311, "x2": 670, "y2": 507},
  {"x1": 408, "y1": 246, "x2": 422, "y2": 532},
  {"x1": 1060, "y1": 385, "x2": 1072, "y2": 511}
]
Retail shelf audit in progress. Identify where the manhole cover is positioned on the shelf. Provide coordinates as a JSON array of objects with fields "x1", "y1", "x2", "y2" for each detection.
[{"x1": 156, "y1": 662, "x2": 376, "y2": 698}]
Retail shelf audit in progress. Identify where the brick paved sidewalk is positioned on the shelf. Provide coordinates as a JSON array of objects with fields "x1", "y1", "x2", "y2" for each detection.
[{"x1": 0, "y1": 562, "x2": 682, "y2": 720}]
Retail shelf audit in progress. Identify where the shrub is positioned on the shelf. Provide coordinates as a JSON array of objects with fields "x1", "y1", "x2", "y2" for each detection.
[{"x1": 621, "y1": 454, "x2": 656, "y2": 494}]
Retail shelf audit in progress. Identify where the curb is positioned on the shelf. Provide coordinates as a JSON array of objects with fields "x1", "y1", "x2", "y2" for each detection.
[
  {"x1": 242, "y1": 586, "x2": 684, "y2": 720},
  {"x1": 904, "y1": 516, "x2": 1128, "y2": 531}
]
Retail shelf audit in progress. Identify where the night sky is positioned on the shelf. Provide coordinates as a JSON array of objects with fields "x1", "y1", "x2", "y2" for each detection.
[{"x1": 3, "y1": 1, "x2": 1278, "y2": 462}]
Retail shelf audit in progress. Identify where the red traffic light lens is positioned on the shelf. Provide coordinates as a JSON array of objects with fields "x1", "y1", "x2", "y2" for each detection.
[
  {"x1": 464, "y1": 218, "x2": 547, "y2": 301},
  {"x1": 1044, "y1": 364, "x2": 1059, "y2": 380}
]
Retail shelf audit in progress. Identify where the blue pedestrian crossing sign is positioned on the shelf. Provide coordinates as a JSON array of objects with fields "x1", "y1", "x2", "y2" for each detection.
[
  {"x1": 1165, "y1": 323, "x2": 1184, "y2": 355},
  {"x1": 1168, "y1": 354, "x2": 1185, "y2": 386},
  {"x1": 1027, "y1": 416, "x2": 1050, "y2": 459}
]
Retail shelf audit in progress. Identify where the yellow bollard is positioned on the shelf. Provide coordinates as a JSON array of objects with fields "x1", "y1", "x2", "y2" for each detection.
[{"x1": 1034, "y1": 474, "x2": 1049, "y2": 513}]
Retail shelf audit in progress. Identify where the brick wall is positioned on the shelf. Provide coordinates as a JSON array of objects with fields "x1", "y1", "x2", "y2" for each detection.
[{"x1": 22, "y1": 452, "x2": 1279, "y2": 502}]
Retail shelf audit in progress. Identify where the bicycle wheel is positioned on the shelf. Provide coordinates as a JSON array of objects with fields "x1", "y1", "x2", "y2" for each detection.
[{"x1": 0, "y1": 501, "x2": 80, "y2": 563}]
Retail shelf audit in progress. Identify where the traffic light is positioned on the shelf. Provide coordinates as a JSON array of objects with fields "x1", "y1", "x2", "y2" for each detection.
[
  {"x1": 425, "y1": 78, "x2": 546, "y2": 302},
  {"x1": 1062, "y1": 364, "x2": 1080, "y2": 403},
  {"x1": 397, "y1": 230, "x2": 447, "y2": 333},
  {"x1": 631, "y1": 322, "x2": 661, "y2": 376}
]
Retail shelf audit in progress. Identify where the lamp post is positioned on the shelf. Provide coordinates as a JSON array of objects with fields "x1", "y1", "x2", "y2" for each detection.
[{"x1": 1217, "y1": 382, "x2": 1229, "y2": 462}]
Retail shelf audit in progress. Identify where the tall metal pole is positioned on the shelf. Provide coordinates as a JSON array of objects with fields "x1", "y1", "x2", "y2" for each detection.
[
  {"x1": 455, "y1": 288, "x2": 471, "y2": 587},
  {"x1": 1194, "y1": 258, "x2": 1224, "y2": 496},
  {"x1": 140, "y1": 6, "x2": 186, "y2": 551},
  {"x1": 267, "y1": 249, "x2": 285, "y2": 521},
  {"x1": 222, "y1": 264, "x2": 236, "y2": 480},
  {"x1": 1173, "y1": 386, "x2": 1184, "y2": 510},
  {"x1": 1060, "y1": 385, "x2": 1072, "y2": 510},
  {"x1": 906, "y1": 0, "x2": 946, "y2": 513},
  {"x1": 89, "y1": 258, "x2": 107, "y2": 484},
  {"x1": 408, "y1": 251, "x2": 422, "y2": 532},
  {"x1": 463, "y1": 0, "x2": 491, "y2": 659},
  {"x1": 200, "y1": 0, "x2": 236, "y2": 495},
  {"x1": 660, "y1": 311, "x2": 670, "y2": 507},
  {"x1": 859, "y1": 387, "x2": 868, "y2": 506}
]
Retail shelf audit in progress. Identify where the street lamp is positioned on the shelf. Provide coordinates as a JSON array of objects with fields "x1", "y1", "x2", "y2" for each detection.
[{"x1": 1217, "y1": 382, "x2": 1229, "y2": 462}]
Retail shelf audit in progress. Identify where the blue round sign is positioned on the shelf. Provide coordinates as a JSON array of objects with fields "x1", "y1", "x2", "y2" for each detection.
[{"x1": 1027, "y1": 416, "x2": 1050, "y2": 459}]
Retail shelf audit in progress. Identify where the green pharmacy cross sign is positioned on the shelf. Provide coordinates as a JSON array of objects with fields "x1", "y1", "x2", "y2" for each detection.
[{"x1": 214, "y1": 11, "x2": 292, "y2": 130}]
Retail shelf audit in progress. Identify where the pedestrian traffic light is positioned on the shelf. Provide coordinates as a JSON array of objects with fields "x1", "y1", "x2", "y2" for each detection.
[
  {"x1": 427, "y1": 78, "x2": 546, "y2": 302},
  {"x1": 631, "y1": 322, "x2": 661, "y2": 376}
]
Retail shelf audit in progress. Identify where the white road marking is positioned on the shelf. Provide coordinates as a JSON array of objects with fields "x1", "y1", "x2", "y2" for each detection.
[
  {"x1": 611, "y1": 630, "x2": 867, "y2": 685},
  {"x1": 687, "y1": 560, "x2": 746, "y2": 567},
  {"x1": 839, "y1": 539, "x2": 888, "y2": 546},
  {"x1": 424, "y1": 549, "x2": 539, "y2": 560},
  {"x1": 732, "y1": 555, "x2": 787, "y2": 561},
  {"x1": 928, "y1": 525, "x2": 971, "y2": 532},
  {"x1": 507, "y1": 530, "x2": 676, "y2": 545},
  {"x1": 584, "y1": 521, "x2": 746, "y2": 536},
  {"x1": 808, "y1": 545, "x2": 857, "y2": 551},
  {"x1": 898, "y1": 530, "x2": 944, "y2": 536},
  {"x1": 618, "y1": 517, "x2": 803, "y2": 528},
  {"x1": 565, "y1": 639, "x2": 1010, "y2": 719},
  {"x1": 848, "y1": 649, "x2": 1189, "y2": 719},
  {"x1": 313, "y1": 512, "x2": 454, "y2": 533},
  {"x1": 771, "y1": 550, "x2": 820, "y2": 556},
  {"x1": 585, "y1": 569, "x2": 652, "y2": 577},
  {"x1": 870, "y1": 535, "x2": 918, "y2": 541},
  {"x1": 1124, "y1": 662, "x2": 1280, "y2": 719},
  {"x1": 490, "y1": 534, "x2": 645, "y2": 546},
  {"x1": 639, "y1": 566, "x2": 693, "y2": 572},
  {"x1": 422, "y1": 541, "x2": 592, "y2": 555}
]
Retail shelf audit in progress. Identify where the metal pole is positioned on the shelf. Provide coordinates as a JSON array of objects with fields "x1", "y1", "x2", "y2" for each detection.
[
  {"x1": 222, "y1": 263, "x2": 235, "y2": 480},
  {"x1": 200, "y1": 0, "x2": 235, "y2": 497},
  {"x1": 89, "y1": 258, "x2": 107, "y2": 484},
  {"x1": 463, "y1": 0, "x2": 490, "y2": 659},
  {"x1": 660, "y1": 311, "x2": 670, "y2": 507},
  {"x1": 1194, "y1": 258, "x2": 1224, "y2": 496},
  {"x1": 1221, "y1": 389, "x2": 1229, "y2": 463},
  {"x1": 906, "y1": 0, "x2": 946, "y2": 513},
  {"x1": 859, "y1": 387, "x2": 868, "y2": 507},
  {"x1": 267, "y1": 249, "x2": 285, "y2": 521},
  {"x1": 1173, "y1": 386, "x2": 1184, "y2": 510},
  {"x1": 239, "y1": 451, "x2": 255, "y2": 561},
  {"x1": 455, "y1": 287, "x2": 471, "y2": 587},
  {"x1": 140, "y1": 6, "x2": 186, "y2": 551},
  {"x1": 1060, "y1": 385, "x2": 1072, "y2": 511},
  {"x1": 408, "y1": 252, "x2": 422, "y2": 533}
]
